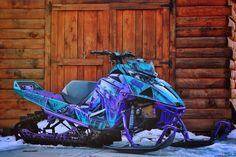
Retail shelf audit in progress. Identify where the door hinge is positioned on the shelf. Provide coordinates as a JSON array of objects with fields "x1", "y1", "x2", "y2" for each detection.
[
  {"x1": 160, "y1": 59, "x2": 172, "y2": 68},
  {"x1": 48, "y1": 1, "x2": 52, "y2": 13}
]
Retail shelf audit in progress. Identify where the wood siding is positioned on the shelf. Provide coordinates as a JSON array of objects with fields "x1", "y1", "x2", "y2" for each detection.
[
  {"x1": 176, "y1": 0, "x2": 232, "y2": 132},
  {"x1": 0, "y1": 0, "x2": 232, "y2": 132}
]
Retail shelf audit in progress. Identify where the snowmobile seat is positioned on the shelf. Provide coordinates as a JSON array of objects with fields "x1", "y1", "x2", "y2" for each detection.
[{"x1": 61, "y1": 80, "x2": 96, "y2": 105}]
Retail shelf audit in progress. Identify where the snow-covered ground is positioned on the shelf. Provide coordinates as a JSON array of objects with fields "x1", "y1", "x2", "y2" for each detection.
[{"x1": 0, "y1": 126, "x2": 236, "y2": 157}]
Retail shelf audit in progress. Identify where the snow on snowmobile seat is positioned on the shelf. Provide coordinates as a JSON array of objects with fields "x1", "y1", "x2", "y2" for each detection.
[{"x1": 61, "y1": 80, "x2": 96, "y2": 105}]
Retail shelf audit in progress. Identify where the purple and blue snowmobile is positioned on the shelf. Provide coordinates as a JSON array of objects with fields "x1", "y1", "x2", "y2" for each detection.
[{"x1": 13, "y1": 50, "x2": 231, "y2": 153}]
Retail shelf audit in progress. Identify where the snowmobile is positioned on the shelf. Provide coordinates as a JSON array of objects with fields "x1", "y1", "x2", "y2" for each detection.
[{"x1": 13, "y1": 50, "x2": 232, "y2": 153}]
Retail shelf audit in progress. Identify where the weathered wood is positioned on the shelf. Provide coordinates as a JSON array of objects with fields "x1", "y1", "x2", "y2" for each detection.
[
  {"x1": 176, "y1": 68, "x2": 230, "y2": 78},
  {"x1": 122, "y1": 10, "x2": 135, "y2": 52},
  {"x1": 176, "y1": 17, "x2": 227, "y2": 27},
  {"x1": 0, "y1": 0, "x2": 45, "y2": 9},
  {"x1": 176, "y1": 78, "x2": 228, "y2": 88},
  {"x1": 231, "y1": 79, "x2": 235, "y2": 89},
  {"x1": 0, "y1": 19, "x2": 45, "y2": 29},
  {"x1": 0, "y1": 119, "x2": 21, "y2": 128},
  {"x1": 143, "y1": 10, "x2": 156, "y2": 59},
  {"x1": 176, "y1": 0, "x2": 228, "y2": 6},
  {"x1": 177, "y1": 89, "x2": 230, "y2": 98},
  {"x1": 0, "y1": 39, "x2": 44, "y2": 49},
  {"x1": 176, "y1": 48, "x2": 232, "y2": 58},
  {"x1": 0, "y1": 79, "x2": 44, "y2": 89},
  {"x1": 0, "y1": 90, "x2": 17, "y2": 99},
  {"x1": 0, "y1": 49, "x2": 44, "y2": 59},
  {"x1": 0, "y1": 9, "x2": 45, "y2": 19},
  {"x1": 52, "y1": 0, "x2": 171, "y2": 4},
  {"x1": 183, "y1": 119, "x2": 222, "y2": 132},
  {"x1": 177, "y1": 6, "x2": 231, "y2": 17},
  {"x1": 231, "y1": 89, "x2": 236, "y2": 98},
  {"x1": 44, "y1": 0, "x2": 52, "y2": 91},
  {"x1": 0, "y1": 59, "x2": 44, "y2": 69},
  {"x1": 183, "y1": 109, "x2": 231, "y2": 119},
  {"x1": 231, "y1": 70, "x2": 236, "y2": 79},
  {"x1": 0, "y1": 109, "x2": 37, "y2": 119},
  {"x1": 0, "y1": 69, "x2": 44, "y2": 79},
  {"x1": 176, "y1": 58, "x2": 228, "y2": 68},
  {"x1": 183, "y1": 99, "x2": 228, "y2": 109},
  {"x1": 176, "y1": 27, "x2": 231, "y2": 37},
  {"x1": 0, "y1": 99, "x2": 40, "y2": 110},
  {"x1": 176, "y1": 37, "x2": 227, "y2": 48},
  {"x1": 0, "y1": 29, "x2": 44, "y2": 39}
]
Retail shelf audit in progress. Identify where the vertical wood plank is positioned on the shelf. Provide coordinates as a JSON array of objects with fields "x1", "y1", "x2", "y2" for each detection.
[
  {"x1": 44, "y1": 0, "x2": 51, "y2": 91},
  {"x1": 162, "y1": 8, "x2": 170, "y2": 82},
  {"x1": 116, "y1": 10, "x2": 123, "y2": 52},
  {"x1": 123, "y1": 10, "x2": 135, "y2": 52},
  {"x1": 97, "y1": 10, "x2": 109, "y2": 78},
  {"x1": 143, "y1": 10, "x2": 156, "y2": 59},
  {"x1": 84, "y1": 11, "x2": 97, "y2": 81},
  {"x1": 57, "y1": 11, "x2": 65, "y2": 91},
  {"x1": 77, "y1": 11, "x2": 84, "y2": 80},
  {"x1": 156, "y1": 10, "x2": 163, "y2": 60},
  {"x1": 64, "y1": 11, "x2": 78, "y2": 85},
  {"x1": 51, "y1": 10, "x2": 58, "y2": 92},
  {"x1": 135, "y1": 10, "x2": 143, "y2": 58}
]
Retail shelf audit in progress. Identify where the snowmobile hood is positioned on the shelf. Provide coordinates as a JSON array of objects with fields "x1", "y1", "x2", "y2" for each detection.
[{"x1": 123, "y1": 75, "x2": 185, "y2": 107}]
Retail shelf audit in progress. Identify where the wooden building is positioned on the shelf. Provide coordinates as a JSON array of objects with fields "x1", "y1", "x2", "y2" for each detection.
[{"x1": 0, "y1": 0, "x2": 233, "y2": 132}]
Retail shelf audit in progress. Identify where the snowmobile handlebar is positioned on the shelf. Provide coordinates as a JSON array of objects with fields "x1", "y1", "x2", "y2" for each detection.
[{"x1": 90, "y1": 50, "x2": 135, "y2": 64}]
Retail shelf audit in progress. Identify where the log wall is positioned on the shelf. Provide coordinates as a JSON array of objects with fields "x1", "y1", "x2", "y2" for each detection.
[
  {"x1": 176, "y1": 0, "x2": 232, "y2": 132},
  {"x1": 0, "y1": 0, "x2": 233, "y2": 132}
]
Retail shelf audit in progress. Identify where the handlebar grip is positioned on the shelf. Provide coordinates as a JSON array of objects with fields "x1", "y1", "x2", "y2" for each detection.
[{"x1": 90, "y1": 50, "x2": 111, "y2": 55}]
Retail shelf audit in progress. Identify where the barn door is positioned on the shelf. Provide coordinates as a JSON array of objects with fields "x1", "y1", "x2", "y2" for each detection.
[{"x1": 50, "y1": 3, "x2": 172, "y2": 92}]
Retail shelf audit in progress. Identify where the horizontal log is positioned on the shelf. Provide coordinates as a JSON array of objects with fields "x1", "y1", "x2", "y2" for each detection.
[
  {"x1": 52, "y1": 0, "x2": 171, "y2": 4},
  {"x1": 0, "y1": 39, "x2": 44, "y2": 49},
  {"x1": 176, "y1": 68, "x2": 230, "y2": 78},
  {"x1": 176, "y1": 37, "x2": 227, "y2": 48},
  {"x1": 0, "y1": 79, "x2": 44, "y2": 89},
  {"x1": 176, "y1": 58, "x2": 228, "y2": 68},
  {"x1": 0, "y1": 9, "x2": 44, "y2": 19},
  {"x1": 0, "y1": 119, "x2": 20, "y2": 128},
  {"x1": 176, "y1": 48, "x2": 232, "y2": 58},
  {"x1": 0, "y1": 99, "x2": 40, "y2": 110},
  {"x1": 0, "y1": 59, "x2": 44, "y2": 69},
  {"x1": 0, "y1": 29, "x2": 44, "y2": 39},
  {"x1": 231, "y1": 89, "x2": 236, "y2": 98},
  {"x1": 231, "y1": 70, "x2": 236, "y2": 79},
  {"x1": 177, "y1": 6, "x2": 231, "y2": 17},
  {"x1": 51, "y1": 58, "x2": 104, "y2": 66},
  {"x1": 0, "y1": 49, "x2": 44, "y2": 59},
  {"x1": 176, "y1": 17, "x2": 227, "y2": 27},
  {"x1": 183, "y1": 119, "x2": 223, "y2": 132},
  {"x1": 176, "y1": 27, "x2": 231, "y2": 37},
  {"x1": 176, "y1": 0, "x2": 227, "y2": 6},
  {"x1": 183, "y1": 109, "x2": 231, "y2": 119},
  {"x1": 176, "y1": 89, "x2": 230, "y2": 98},
  {"x1": 0, "y1": 0, "x2": 45, "y2": 9},
  {"x1": 0, "y1": 19, "x2": 45, "y2": 29},
  {"x1": 0, "y1": 109, "x2": 37, "y2": 119},
  {"x1": 183, "y1": 98, "x2": 229, "y2": 109},
  {"x1": 176, "y1": 78, "x2": 228, "y2": 89},
  {"x1": 231, "y1": 79, "x2": 235, "y2": 89},
  {"x1": 0, "y1": 69, "x2": 44, "y2": 79},
  {"x1": 0, "y1": 90, "x2": 17, "y2": 99},
  {"x1": 230, "y1": 59, "x2": 236, "y2": 70},
  {"x1": 230, "y1": 99, "x2": 236, "y2": 111}
]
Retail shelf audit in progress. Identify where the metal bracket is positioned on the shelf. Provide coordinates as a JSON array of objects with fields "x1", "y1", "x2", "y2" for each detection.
[
  {"x1": 48, "y1": 1, "x2": 52, "y2": 13},
  {"x1": 160, "y1": 59, "x2": 172, "y2": 68}
]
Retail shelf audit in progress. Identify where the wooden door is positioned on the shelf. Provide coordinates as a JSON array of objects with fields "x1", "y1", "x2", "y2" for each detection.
[{"x1": 50, "y1": 3, "x2": 172, "y2": 92}]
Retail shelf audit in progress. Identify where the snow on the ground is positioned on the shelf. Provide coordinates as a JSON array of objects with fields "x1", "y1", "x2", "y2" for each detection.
[
  {"x1": 0, "y1": 136, "x2": 25, "y2": 151},
  {"x1": 0, "y1": 124, "x2": 236, "y2": 153}
]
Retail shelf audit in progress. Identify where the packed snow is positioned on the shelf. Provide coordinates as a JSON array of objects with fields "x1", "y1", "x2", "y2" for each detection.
[{"x1": 0, "y1": 123, "x2": 236, "y2": 156}]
